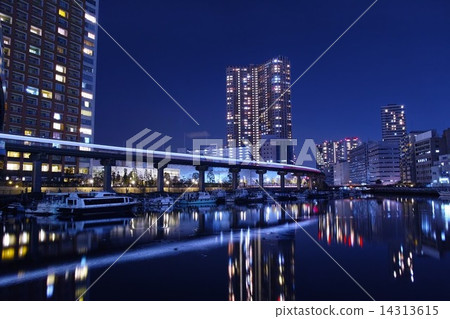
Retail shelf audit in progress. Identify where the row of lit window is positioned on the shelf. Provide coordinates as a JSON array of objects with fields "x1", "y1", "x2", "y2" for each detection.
[{"x1": 6, "y1": 162, "x2": 63, "y2": 172}]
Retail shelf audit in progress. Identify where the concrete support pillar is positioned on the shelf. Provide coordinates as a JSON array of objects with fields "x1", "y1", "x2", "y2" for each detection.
[
  {"x1": 295, "y1": 174, "x2": 303, "y2": 190},
  {"x1": 308, "y1": 176, "x2": 313, "y2": 190},
  {"x1": 31, "y1": 153, "x2": 46, "y2": 193},
  {"x1": 229, "y1": 167, "x2": 241, "y2": 190},
  {"x1": 278, "y1": 171, "x2": 287, "y2": 190},
  {"x1": 156, "y1": 164, "x2": 168, "y2": 193},
  {"x1": 256, "y1": 169, "x2": 267, "y2": 188},
  {"x1": 100, "y1": 159, "x2": 116, "y2": 192},
  {"x1": 258, "y1": 206, "x2": 266, "y2": 227},
  {"x1": 195, "y1": 165, "x2": 208, "y2": 192}
]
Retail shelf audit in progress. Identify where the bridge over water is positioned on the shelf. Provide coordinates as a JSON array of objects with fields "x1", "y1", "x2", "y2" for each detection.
[{"x1": 0, "y1": 133, "x2": 323, "y2": 193}]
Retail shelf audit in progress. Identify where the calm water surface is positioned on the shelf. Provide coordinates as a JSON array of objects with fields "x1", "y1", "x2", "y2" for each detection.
[{"x1": 0, "y1": 197, "x2": 449, "y2": 301}]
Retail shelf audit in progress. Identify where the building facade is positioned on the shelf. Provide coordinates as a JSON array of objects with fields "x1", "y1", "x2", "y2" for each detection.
[
  {"x1": 226, "y1": 56, "x2": 292, "y2": 162},
  {"x1": 317, "y1": 137, "x2": 361, "y2": 168},
  {"x1": 367, "y1": 141, "x2": 401, "y2": 185},
  {"x1": 0, "y1": 0, "x2": 99, "y2": 181},
  {"x1": 333, "y1": 161, "x2": 350, "y2": 186},
  {"x1": 400, "y1": 131, "x2": 424, "y2": 184},
  {"x1": 381, "y1": 104, "x2": 407, "y2": 145},
  {"x1": 415, "y1": 130, "x2": 446, "y2": 185},
  {"x1": 349, "y1": 143, "x2": 369, "y2": 185},
  {"x1": 431, "y1": 154, "x2": 450, "y2": 186}
]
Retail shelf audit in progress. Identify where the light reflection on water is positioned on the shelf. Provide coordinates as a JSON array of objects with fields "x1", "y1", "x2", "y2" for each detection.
[{"x1": 0, "y1": 198, "x2": 449, "y2": 300}]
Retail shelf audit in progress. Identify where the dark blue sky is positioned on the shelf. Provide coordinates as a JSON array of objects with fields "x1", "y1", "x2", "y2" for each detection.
[{"x1": 94, "y1": 0, "x2": 450, "y2": 148}]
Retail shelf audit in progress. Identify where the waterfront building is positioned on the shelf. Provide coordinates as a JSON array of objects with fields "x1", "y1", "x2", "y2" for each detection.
[
  {"x1": 415, "y1": 130, "x2": 446, "y2": 185},
  {"x1": 381, "y1": 104, "x2": 407, "y2": 145},
  {"x1": 0, "y1": 0, "x2": 99, "y2": 181},
  {"x1": 349, "y1": 141, "x2": 401, "y2": 185},
  {"x1": 226, "y1": 56, "x2": 292, "y2": 162},
  {"x1": 400, "y1": 131, "x2": 424, "y2": 184},
  {"x1": 431, "y1": 154, "x2": 450, "y2": 186},
  {"x1": 349, "y1": 143, "x2": 369, "y2": 184},
  {"x1": 367, "y1": 141, "x2": 401, "y2": 185},
  {"x1": 333, "y1": 161, "x2": 350, "y2": 186}
]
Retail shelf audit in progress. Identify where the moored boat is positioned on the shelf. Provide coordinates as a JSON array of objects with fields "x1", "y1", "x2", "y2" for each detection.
[
  {"x1": 26, "y1": 192, "x2": 69, "y2": 214},
  {"x1": 145, "y1": 194, "x2": 174, "y2": 208},
  {"x1": 176, "y1": 192, "x2": 217, "y2": 206},
  {"x1": 58, "y1": 191, "x2": 138, "y2": 215},
  {"x1": 439, "y1": 190, "x2": 450, "y2": 198}
]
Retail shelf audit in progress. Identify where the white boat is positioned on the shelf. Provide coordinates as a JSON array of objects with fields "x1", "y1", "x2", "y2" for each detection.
[
  {"x1": 58, "y1": 191, "x2": 137, "y2": 215},
  {"x1": 26, "y1": 193, "x2": 69, "y2": 214},
  {"x1": 176, "y1": 192, "x2": 217, "y2": 206},
  {"x1": 145, "y1": 194, "x2": 174, "y2": 207},
  {"x1": 247, "y1": 191, "x2": 265, "y2": 203},
  {"x1": 211, "y1": 189, "x2": 227, "y2": 203},
  {"x1": 233, "y1": 189, "x2": 265, "y2": 204}
]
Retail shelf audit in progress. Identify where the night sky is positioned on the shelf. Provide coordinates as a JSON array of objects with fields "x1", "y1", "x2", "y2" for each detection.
[{"x1": 93, "y1": 0, "x2": 450, "y2": 149}]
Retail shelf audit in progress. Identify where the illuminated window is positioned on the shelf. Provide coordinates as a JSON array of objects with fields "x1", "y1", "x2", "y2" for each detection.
[
  {"x1": 57, "y1": 27, "x2": 68, "y2": 37},
  {"x1": 7, "y1": 151, "x2": 21, "y2": 158},
  {"x1": 84, "y1": 39, "x2": 94, "y2": 47},
  {"x1": 30, "y1": 26, "x2": 42, "y2": 36},
  {"x1": 6, "y1": 162, "x2": 21, "y2": 171},
  {"x1": 87, "y1": 32, "x2": 95, "y2": 40},
  {"x1": 51, "y1": 165, "x2": 62, "y2": 173},
  {"x1": 29, "y1": 45, "x2": 41, "y2": 55},
  {"x1": 55, "y1": 64, "x2": 66, "y2": 73},
  {"x1": 53, "y1": 113, "x2": 62, "y2": 120},
  {"x1": 83, "y1": 47, "x2": 93, "y2": 56},
  {"x1": 42, "y1": 164, "x2": 49, "y2": 172},
  {"x1": 58, "y1": 9, "x2": 68, "y2": 18},
  {"x1": 85, "y1": 13, "x2": 96, "y2": 23},
  {"x1": 53, "y1": 123, "x2": 62, "y2": 130},
  {"x1": 24, "y1": 130, "x2": 33, "y2": 136},
  {"x1": 23, "y1": 163, "x2": 33, "y2": 172},
  {"x1": 81, "y1": 110, "x2": 92, "y2": 117},
  {"x1": 80, "y1": 127, "x2": 92, "y2": 135},
  {"x1": 82, "y1": 92, "x2": 93, "y2": 99},
  {"x1": 55, "y1": 74, "x2": 66, "y2": 83},
  {"x1": 84, "y1": 101, "x2": 91, "y2": 108},
  {"x1": 23, "y1": 153, "x2": 31, "y2": 159},
  {"x1": 26, "y1": 86, "x2": 39, "y2": 96},
  {"x1": 42, "y1": 90, "x2": 53, "y2": 99},
  {"x1": 0, "y1": 13, "x2": 12, "y2": 24},
  {"x1": 3, "y1": 36, "x2": 11, "y2": 45}
]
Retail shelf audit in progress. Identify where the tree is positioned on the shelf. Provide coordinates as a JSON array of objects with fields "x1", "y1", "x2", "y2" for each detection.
[
  {"x1": 207, "y1": 169, "x2": 215, "y2": 183},
  {"x1": 123, "y1": 168, "x2": 129, "y2": 185},
  {"x1": 192, "y1": 172, "x2": 199, "y2": 180}
]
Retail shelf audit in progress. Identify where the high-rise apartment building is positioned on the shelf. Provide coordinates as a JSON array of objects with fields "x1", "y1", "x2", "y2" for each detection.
[
  {"x1": 381, "y1": 104, "x2": 407, "y2": 145},
  {"x1": 316, "y1": 137, "x2": 361, "y2": 167},
  {"x1": 0, "y1": 0, "x2": 99, "y2": 178},
  {"x1": 226, "y1": 56, "x2": 292, "y2": 161}
]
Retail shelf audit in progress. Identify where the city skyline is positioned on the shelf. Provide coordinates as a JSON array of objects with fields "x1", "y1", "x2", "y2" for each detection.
[{"x1": 91, "y1": 0, "x2": 449, "y2": 149}]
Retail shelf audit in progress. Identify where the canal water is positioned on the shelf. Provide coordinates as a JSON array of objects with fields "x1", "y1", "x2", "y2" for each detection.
[{"x1": 0, "y1": 197, "x2": 449, "y2": 301}]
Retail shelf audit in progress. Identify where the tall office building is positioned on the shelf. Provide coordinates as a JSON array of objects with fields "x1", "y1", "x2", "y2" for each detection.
[
  {"x1": 415, "y1": 130, "x2": 446, "y2": 185},
  {"x1": 381, "y1": 104, "x2": 407, "y2": 145},
  {"x1": 400, "y1": 131, "x2": 424, "y2": 184},
  {"x1": 226, "y1": 56, "x2": 292, "y2": 161},
  {"x1": 367, "y1": 141, "x2": 401, "y2": 185},
  {"x1": 0, "y1": 0, "x2": 99, "y2": 178}
]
